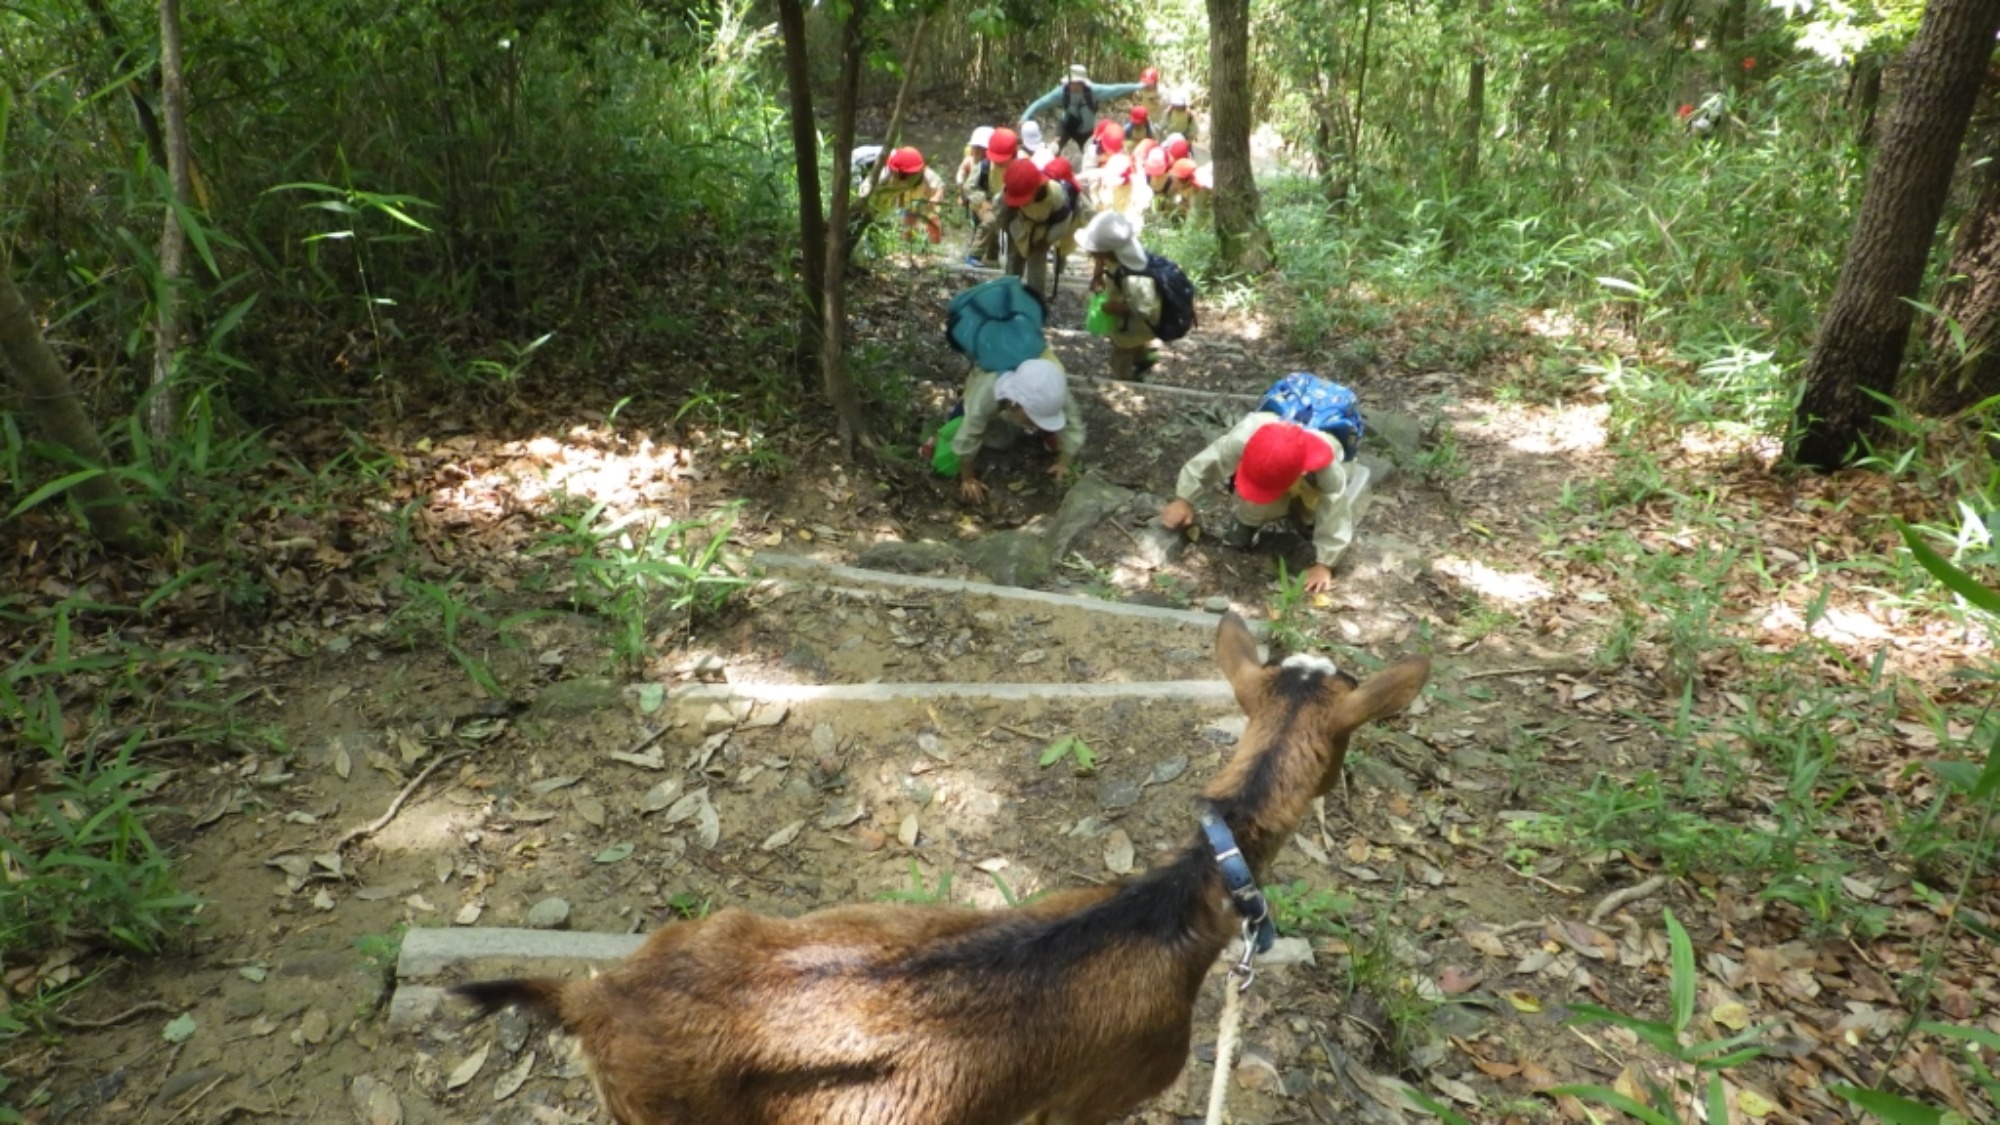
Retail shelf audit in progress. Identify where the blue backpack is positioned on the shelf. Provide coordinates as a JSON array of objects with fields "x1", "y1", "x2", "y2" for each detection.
[
  {"x1": 947, "y1": 277, "x2": 1047, "y2": 373},
  {"x1": 1257, "y1": 373, "x2": 1364, "y2": 461}
]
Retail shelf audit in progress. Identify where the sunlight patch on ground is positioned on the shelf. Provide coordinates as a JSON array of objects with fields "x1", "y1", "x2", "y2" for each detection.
[
  {"x1": 426, "y1": 428, "x2": 694, "y2": 521},
  {"x1": 1433, "y1": 555, "x2": 1554, "y2": 606},
  {"x1": 372, "y1": 801, "x2": 473, "y2": 854},
  {"x1": 1453, "y1": 399, "x2": 1610, "y2": 457}
]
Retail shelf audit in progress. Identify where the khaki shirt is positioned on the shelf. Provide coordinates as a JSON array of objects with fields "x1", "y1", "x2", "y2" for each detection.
[
  {"x1": 1004, "y1": 183, "x2": 1078, "y2": 252},
  {"x1": 1174, "y1": 412, "x2": 1370, "y2": 567},
  {"x1": 951, "y1": 364, "x2": 1087, "y2": 461},
  {"x1": 860, "y1": 167, "x2": 944, "y2": 215},
  {"x1": 1105, "y1": 270, "x2": 1161, "y2": 347}
]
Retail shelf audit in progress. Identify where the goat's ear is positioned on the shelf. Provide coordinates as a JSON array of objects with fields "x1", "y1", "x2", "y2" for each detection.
[
  {"x1": 1215, "y1": 612, "x2": 1265, "y2": 712},
  {"x1": 1329, "y1": 656, "x2": 1431, "y2": 732}
]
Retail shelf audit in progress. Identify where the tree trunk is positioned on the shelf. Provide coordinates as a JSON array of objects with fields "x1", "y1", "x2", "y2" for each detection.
[
  {"x1": 818, "y1": 0, "x2": 872, "y2": 454},
  {"x1": 1206, "y1": 0, "x2": 1275, "y2": 273},
  {"x1": 148, "y1": 0, "x2": 191, "y2": 447},
  {"x1": 1914, "y1": 68, "x2": 2000, "y2": 415},
  {"x1": 1456, "y1": 0, "x2": 1489, "y2": 194},
  {"x1": 1790, "y1": 0, "x2": 2000, "y2": 469},
  {"x1": 880, "y1": 13, "x2": 930, "y2": 155},
  {"x1": 1849, "y1": 54, "x2": 1883, "y2": 148},
  {"x1": 0, "y1": 268, "x2": 154, "y2": 555},
  {"x1": 775, "y1": 0, "x2": 825, "y2": 382}
]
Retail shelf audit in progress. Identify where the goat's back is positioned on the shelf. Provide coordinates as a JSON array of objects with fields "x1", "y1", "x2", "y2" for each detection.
[{"x1": 463, "y1": 888, "x2": 1221, "y2": 1124}]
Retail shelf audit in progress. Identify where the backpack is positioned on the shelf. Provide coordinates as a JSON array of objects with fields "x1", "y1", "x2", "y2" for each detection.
[
  {"x1": 1257, "y1": 372, "x2": 1364, "y2": 461},
  {"x1": 1128, "y1": 252, "x2": 1196, "y2": 342},
  {"x1": 947, "y1": 276, "x2": 1047, "y2": 373},
  {"x1": 1060, "y1": 84, "x2": 1097, "y2": 133}
]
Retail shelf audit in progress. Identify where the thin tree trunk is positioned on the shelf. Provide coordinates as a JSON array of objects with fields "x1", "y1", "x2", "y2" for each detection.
[
  {"x1": 1206, "y1": 0, "x2": 1275, "y2": 273},
  {"x1": 0, "y1": 268, "x2": 154, "y2": 554},
  {"x1": 1915, "y1": 71, "x2": 2000, "y2": 415},
  {"x1": 880, "y1": 12, "x2": 930, "y2": 155},
  {"x1": 1790, "y1": 0, "x2": 2000, "y2": 469},
  {"x1": 819, "y1": 0, "x2": 872, "y2": 453},
  {"x1": 775, "y1": 0, "x2": 825, "y2": 381},
  {"x1": 1350, "y1": 0, "x2": 1376, "y2": 162},
  {"x1": 1456, "y1": 0, "x2": 1489, "y2": 194},
  {"x1": 148, "y1": 0, "x2": 191, "y2": 447},
  {"x1": 84, "y1": 0, "x2": 168, "y2": 173},
  {"x1": 1849, "y1": 55, "x2": 1883, "y2": 148}
]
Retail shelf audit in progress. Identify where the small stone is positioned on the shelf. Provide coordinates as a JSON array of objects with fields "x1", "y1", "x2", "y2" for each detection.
[
  {"x1": 525, "y1": 898, "x2": 571, "y2": 930},
  {"x1": 1203, "y1": 596, "x2": 1232, "y2": 614},
  {"x1": 1096, "y1": 778, "x2": 1142, "y2": 810},
  {"x1": 811, "y1": 724, "x2": 838, "y2": 756},
  {"x1": 700, "y1": 704, "x2": 736, "y2": 734}
]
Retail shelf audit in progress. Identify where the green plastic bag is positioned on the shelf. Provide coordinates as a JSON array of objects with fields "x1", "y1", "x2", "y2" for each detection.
[
  {"x1": 1085, "y1": 291, "x2": 1116, "y2": 336},
  {"x1": 930, "y1": 416, "x2": 963, "y2": 477}
]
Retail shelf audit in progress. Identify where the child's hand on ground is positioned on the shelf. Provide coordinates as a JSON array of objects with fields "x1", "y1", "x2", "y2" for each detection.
[
  {"x1": 1302, "y1": 564, "x2": 1335, "y2": 593},
  {"x1": 1160, "y1": 498, "x2": 1195, "y2": 530},
  {"x1": 1047, "y1": 459, "x2": 1072, "y2": 484},
  {"x1": 959, "y1": 477, "x2": 990, "y2": 504}
]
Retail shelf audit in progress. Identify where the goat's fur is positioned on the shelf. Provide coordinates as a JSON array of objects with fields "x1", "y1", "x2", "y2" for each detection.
[{"x1": 453, "y1": 613, "x2": 1430, "y2": 1125}]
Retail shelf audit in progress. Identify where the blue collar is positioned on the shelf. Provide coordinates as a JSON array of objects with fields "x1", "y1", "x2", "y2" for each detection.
[{"x1": 1199, "y1": 807, "x2": 1276, "y2": 954}]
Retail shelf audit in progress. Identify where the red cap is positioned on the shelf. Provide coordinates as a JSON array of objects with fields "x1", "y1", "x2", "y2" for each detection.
[
  {"x1": 1044, "y1": 157, "x2": 1076, "y2": 185},
  {"x1": 1143, "y1": 150, "x2": 1169, "y2": 177},
  {"x1": 886, "y1": 146, "x2": 925, "y2": 174},
  {"x1": 1002, "y1": 159, "x2": 1046, "y2": 207},
  {"x1": 1098, "y1": 123, "x2": 1125, "y2": 153},
  {"x1": 1134, "y1": 138, "x2": 1159, "y2": 162},
  {"x1": 1170, "y1": 158, "x2": 1197, "y2": 181},
  {"x1": 1130, "y1": 105, "x2": 1149, "y2": 123},
  {"x1": 1167, "y1": 137, "x2": 1191, "y2": 161},
  {"x1": 1141, "y1": 67, "x2": 1160, "y2": 85},
  {"x1": 1235, "y1": 424, "x2": 1334, "y2": 505},
  {"x1": 986, "y1": 128, "x2": 1019, "y2": 162}
]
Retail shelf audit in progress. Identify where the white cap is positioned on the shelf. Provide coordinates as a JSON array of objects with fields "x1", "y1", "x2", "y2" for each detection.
[
  {"x1": 1069, "y1": 64, "x2": 1089, "y2": 83},
  {"x1": 994, "y1": 359, "x2": 1069, "y2": 432},
  {"x1": 1020, "y1": 121, "x2": 1044, "y2": 150},
  {"x1": 1167, "y1": 88, "x2": 1190, "y2": 105},
  {"x1": 1074, "y1": 211, "x2": 1147, "y2": 272},
  {"x1": 970, "y1": 126, "x2": 994, "y2": 148}
]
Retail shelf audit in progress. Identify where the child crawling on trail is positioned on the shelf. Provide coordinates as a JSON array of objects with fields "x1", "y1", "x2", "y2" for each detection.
[
  {"x1": 855, "y1": 146, "x2": 946, "y2": 244},
  {"x1": 1158, "y1": 387, "x2": 1371, "y2": 594},
  {"x1": 927, "y1": 357, "x2": 1087, "y2": 503}
]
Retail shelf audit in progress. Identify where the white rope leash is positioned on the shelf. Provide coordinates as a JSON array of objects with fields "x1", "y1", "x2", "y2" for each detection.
[{"x1": 1203, "y1": 970, "x2": 1249, "y2": 1125}]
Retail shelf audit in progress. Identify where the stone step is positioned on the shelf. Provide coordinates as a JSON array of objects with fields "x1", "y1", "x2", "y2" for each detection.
[
  {"x1": 673, "y1": 678, "x2": 1237, "y2": 706},
  {"x1": 755, "y1": 552, "x2": 1260, "y2": 636}
]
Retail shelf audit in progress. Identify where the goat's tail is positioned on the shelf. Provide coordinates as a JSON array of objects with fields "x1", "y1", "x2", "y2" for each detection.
[{"x1": 452, "y1": 978, "x2": 568, "y2": 1023}]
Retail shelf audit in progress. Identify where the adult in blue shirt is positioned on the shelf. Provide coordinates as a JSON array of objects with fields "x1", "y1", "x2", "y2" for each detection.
[{"x1": 1021, "y1": 65, "x2": 1155, "y2": 159}]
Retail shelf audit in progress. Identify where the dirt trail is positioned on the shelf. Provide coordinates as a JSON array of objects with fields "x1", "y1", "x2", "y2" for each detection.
[{"x1": 13, "y1": 112, "x2": 1710, "y2": 1125}]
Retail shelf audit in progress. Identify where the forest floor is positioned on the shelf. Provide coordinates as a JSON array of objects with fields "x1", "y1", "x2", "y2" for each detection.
[{"x1": 4, "y1": 118, "x2": 1997, "y2": 1125}]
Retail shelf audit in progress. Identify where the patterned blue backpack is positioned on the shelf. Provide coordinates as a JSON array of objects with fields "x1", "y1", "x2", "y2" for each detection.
[{"x1": 1257, "y1": 373, "x2": 1364, "y2": 461}]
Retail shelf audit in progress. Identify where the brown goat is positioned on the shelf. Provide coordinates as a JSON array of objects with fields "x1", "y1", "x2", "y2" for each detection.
[{"x1": 454, "y1": 612, "x2": 1430, "y2": 1125}]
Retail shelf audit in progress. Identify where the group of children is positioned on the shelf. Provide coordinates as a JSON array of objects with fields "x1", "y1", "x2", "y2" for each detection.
[{"x1": 910, "y1": 70, "x2": 1366, "y2": 592}]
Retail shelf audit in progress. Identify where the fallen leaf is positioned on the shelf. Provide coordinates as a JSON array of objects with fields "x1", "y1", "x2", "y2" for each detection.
[
  {"x1": 494, "y1": 1050, "x2": 535, "y2": 1102},
  {"x1": 1737, "y1": 1087, "x2": 1777, "y2": 1118},
  {"x1": 1463, "y1": 925, "x2": 1511, "y2": 957},
  {"x1": 1711, "y1": 1000, "x2": 1751, "y2": 1031},
  {"x1": 593, "y1": 843, "x2": 634, "y2": 864},
  {"x1": 1500, "y1": 989, "x2": 1542, "y2": 1013},
  {"x1": 760, "y1": 820, "x2": 806, "y2": 852},
  {"x1": 447, "y1": 1043, "x2": 490, "y2": 1090},
  {"x1": 162, "y1": 1012, "x2": 197, "y2": 1044},
  {"x1": 1437, "y1": 966, "x2": 1484, "y2": 995}
]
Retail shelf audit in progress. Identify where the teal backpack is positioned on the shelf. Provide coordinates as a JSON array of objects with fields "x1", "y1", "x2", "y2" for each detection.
[{"x1": 947, "y1": 277, "x2": 1047, "y2": 373}]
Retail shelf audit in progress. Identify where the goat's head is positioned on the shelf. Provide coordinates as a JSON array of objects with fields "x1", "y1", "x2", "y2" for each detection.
[{"x1": 1211, "y1": 611, "x2": 1431, "y2": 801}]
